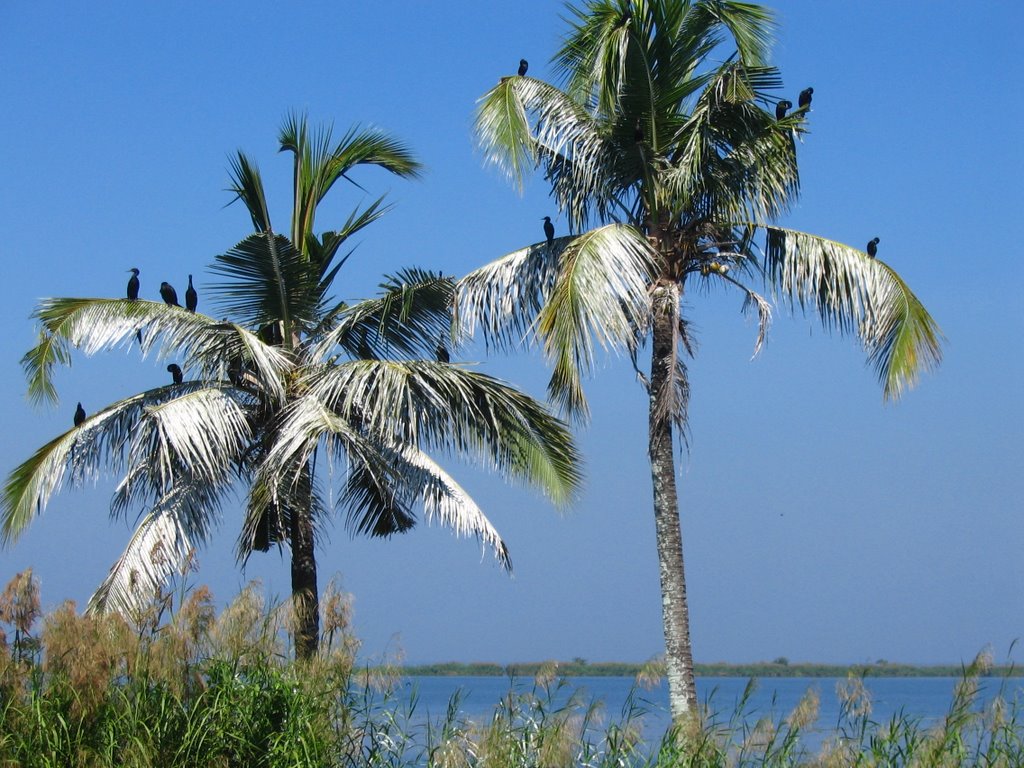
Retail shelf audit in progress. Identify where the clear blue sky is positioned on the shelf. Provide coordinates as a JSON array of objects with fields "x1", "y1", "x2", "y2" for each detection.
[{"x1": 1, "y1": 1, "x2": 1021, "y2": 667}]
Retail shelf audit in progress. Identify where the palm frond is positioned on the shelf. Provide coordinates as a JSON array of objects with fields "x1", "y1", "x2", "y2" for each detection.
[
  {"x1": 226, "y1": 151, "x2": 272, "y2": 233},
  {"x1": 23, "y1": 298, "x2": 291, "y2": 406},
  {"x1": 208, "y1": 232, "x2": 317, "y2": 337},
  {"x1": 760, "y1": 226, "x2": 944, "y2": 399},
  {"x1": 534, "y1": 224, "x2": 658, "y2": 419},
  {"x1": 86, "y1": 479, "x2": 213, "y2": 618},
  {"x1": 314, "y1": 268, "x2": 455, "y2": 361},
  {"x1": 278, "y1": 112, "x2": 422, "y2": 250},
  {"x1": 305, "y1": 360, "x2": 582, "y2": 506},
  {"x1": 1, "y1": 386, "x2": 249, "y2": 546}
]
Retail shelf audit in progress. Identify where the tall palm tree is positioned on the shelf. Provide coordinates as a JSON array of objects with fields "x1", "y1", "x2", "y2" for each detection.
[
  {"x1": 461, "y1": 0, "x2": 942, "y2": 719},
  {"x1": 2, "y1": 115, "x2": 582, "y2": 659}
]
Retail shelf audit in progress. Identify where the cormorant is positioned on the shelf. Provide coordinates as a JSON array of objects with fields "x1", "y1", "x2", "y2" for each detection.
[
  {"x1": 74, "y1": 402, "x2": 86, "y2": 427},
  {"x1": 775, "y1": 100, "x2": 792, "y2": 120},
  {"x1": 127, "y1": 268, "x2": 140, "y2": 301},
  {"x1": 866, "y1": 237, "x2": 879, "y2": 258},
  {"x1": 185, "y1": 275, "x2": 198, "y2": 312},
  {"x1": 435, "y1": 340, "x2": 450, "y2": 363},
  {"x1": 798, "y1": 87, "x2": 813, "y2": 110},
  {"x1": 167, "y1": 363, "x2": 183, "y2": 385},
  {"x1": 518, "y1": 59, "x2": 528, "y2": 77},
  {"x1": 543, "y1": 216, "x2": 554, "y2": 246},
  {"x1": 159, "y1": 282, "x2": 179, "y2": 306}
]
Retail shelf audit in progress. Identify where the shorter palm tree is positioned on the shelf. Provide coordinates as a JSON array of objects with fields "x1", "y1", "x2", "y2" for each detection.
[{"x1": 2, "y1": 116, "x2": 582, "y2": 657}]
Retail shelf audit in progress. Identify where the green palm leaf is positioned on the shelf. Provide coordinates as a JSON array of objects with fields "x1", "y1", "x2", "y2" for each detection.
[{"x1": 760, "y1": 225, "x2": 944, "y2": 399}]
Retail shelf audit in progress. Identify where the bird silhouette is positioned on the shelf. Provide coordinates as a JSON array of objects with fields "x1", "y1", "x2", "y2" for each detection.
[
  {"x1": 798, "y1": 87, "x2": 813, "y2": 110},
  {"x1": 518, "y1": 59, "x2": 528, "y2": 76},
  {"x1": 167, "y1": 363, "x2": 183, "y2": 385},
  {"x1": 435, "y1": 339, "x2": 450, "y2": 363},
  {"x1": 775, "y1": 100, "x2": 792, "y2": 120},
  {"x1": 866, "y1": 237, "x2": 880, "y2": 258},
  {"x1": 543, "y1": 216, "x2": 554, "y2": 246},
  {"x1": 634, "y1": 118, "x2": 644, "y2": 143},
  {"x1": 160, "y1": 282, "x2": 179, "y2": 306},
  {"x1": 127, "y1": 268, "x2": 140, "y2": 301},
  {"x1": 74, "y1": 402, "x2": 86, "y2": 427},
  {"x1": 185, "y1": 275, "x2": 198, "y2": 312}
]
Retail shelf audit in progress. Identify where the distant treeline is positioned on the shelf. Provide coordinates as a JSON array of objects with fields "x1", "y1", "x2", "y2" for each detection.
[{"x1": 402, "y1": 660, "x2": 1022, "y2": 678}]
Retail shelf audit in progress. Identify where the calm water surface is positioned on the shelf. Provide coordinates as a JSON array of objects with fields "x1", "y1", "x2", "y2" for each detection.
[{"x1": 392, "y1": 675, "x2": 1023, "y2": 749}]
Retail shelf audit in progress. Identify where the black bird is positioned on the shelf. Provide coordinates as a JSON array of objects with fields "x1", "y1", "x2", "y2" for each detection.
[
  {"x1": 775, "y1": 100, "x2": 792, "y2": 120},
  {"x1": 159, "y1": 281, "x2": 179, "y2": 306},
  {"x1": 543, "y1": 216, "x2": 554, "y2": 246},
  {"x1": 798, "y1": 87, "x2": 813, "y2": 110},
  {"x1": 634, "y1": 118, "x2": 644, "y2": 143},
  {"x1": 167, "y1": 363, "x2": 183, "y2": 385},
  {"x1": 74, "y1": 402, "x2": 86, "y2": 427},
  {"x1": 185, "y1": 275, "x2": 198, "y2": 312},
  {"x1": 866, "y1": 237, "x2": 880, "y2": 258},
  {"x1": 127, "y1": 268, "x2": 140, "y2": 301},
  {"x1": 518, "y1": 59, "x2": 528, "y2": 77},
  {"x1": 435, "y1": 340, "x2": 450, "y2": 364}
]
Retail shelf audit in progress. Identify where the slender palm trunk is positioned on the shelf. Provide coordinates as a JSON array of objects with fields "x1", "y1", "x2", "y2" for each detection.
[
  {"x1": 290, "y1": 465, "x2": 319, "y2": 659},
  {"x1": 648, "y1": 281, "x2": 697, "y2": 720}
]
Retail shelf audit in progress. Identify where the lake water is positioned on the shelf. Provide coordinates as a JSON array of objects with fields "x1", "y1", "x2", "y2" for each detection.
[{"x1": 388, "y1": 675, "x2": 1023, "y2": 751}]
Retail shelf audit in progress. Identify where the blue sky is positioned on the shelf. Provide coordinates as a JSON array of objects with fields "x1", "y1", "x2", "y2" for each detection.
[{"x1": 1, "y1": 1, "x2": 1021, "y2": 667}]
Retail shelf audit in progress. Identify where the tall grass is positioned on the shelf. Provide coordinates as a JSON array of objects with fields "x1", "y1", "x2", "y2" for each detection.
[{"x1": 0, "y1": 569, "x2": 1020, "y2": 767}]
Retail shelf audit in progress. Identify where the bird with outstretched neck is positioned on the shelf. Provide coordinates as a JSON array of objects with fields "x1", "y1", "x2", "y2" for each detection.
[
  {"x1": 126, "y1": 268, "x2": 140, "y2": 301},
  {"x1": 167, "y1": 364, "x2": 183, "y2": 385},
  {"x1": 185, "y1": 275, "x2": 198, "y2": 312}
]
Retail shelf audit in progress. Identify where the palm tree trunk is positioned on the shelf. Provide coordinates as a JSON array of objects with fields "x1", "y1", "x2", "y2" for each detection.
[
  {"x1": 290, "y1": 465, "x2": 320, "y2": 659},
  {"x1": 648, "y1": 282, "x2": 698, "y2": 720}
]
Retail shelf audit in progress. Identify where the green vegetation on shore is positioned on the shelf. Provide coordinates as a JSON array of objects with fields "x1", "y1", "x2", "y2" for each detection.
[
  {"x1": 403, "y1": 660, "x2": 1022, "y2": 678},
  {"x1": 2, "y1": 572, "x2": 1023, "y2": 767}
]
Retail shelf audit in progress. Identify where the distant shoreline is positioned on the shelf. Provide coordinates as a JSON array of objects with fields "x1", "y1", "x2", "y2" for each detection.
[{"x1": 400, "y1": 661, "x2": 1022, "y2": 678}]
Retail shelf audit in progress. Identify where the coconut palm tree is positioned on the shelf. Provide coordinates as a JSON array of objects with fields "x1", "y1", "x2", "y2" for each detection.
[
  {"x1": 461, "y1": 0, "x2": 942, "y2": 718},
  {"x1": 2, "y1": 115, "x2": 581, "y2": 659}
]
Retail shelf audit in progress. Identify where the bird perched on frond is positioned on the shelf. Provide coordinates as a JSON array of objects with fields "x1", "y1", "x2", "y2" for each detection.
[
  {"x1": 185, "y1": 275, "x2": 198, "y2": 312},
  {"x1": 160, "y1": 282, "x2": 179, "y2": 306},
  {"x1": 775, "y1": 100, "x2": 792, "y2": 120},
  {"x1": 518, "y1": 59, "x2": 528, "y2": 76},
  {"x1": 798, "y1": 87, "x2": 813, "y2": 111},
  {"x1": 167, "y1": 364, "x2": 183, "y2": 385},
  {"x1": 866, "y1": 237, "x2": 879, "y2": 258},
  {"x1": 74, "y1": 403, "x2": 86, "y2": 427},
  {"x1": 543, "y1": 216, "x2": 554, "y2": 247}
]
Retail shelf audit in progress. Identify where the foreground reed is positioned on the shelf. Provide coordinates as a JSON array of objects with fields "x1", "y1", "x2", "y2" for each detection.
[{"x1": 0, "y1": 569, "x2": 1020, "y2": 767}]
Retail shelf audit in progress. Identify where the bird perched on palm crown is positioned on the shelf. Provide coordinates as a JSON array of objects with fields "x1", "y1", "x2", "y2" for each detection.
[
  {"x1": 126, "y1": 268, "x2": 140, "y2": 301},
  {"x1": 435, "y1": 338, "x2": 450, "y2": 363},
  {"x1": 798, "y1": 87, "x2": 813, "y2": 110},
  {"x1": 160, "y1": 281, "x2": 179, "y2": 306},
  {"x1": 167, "y1": 363, "x2": 183, "y2": 385},
  {"x1": 185, "y1": 275, "x2": 198, "y2": 312},
  {"x1": 867, "y1": 237, "x2": 880, "y2": 258},
  {"x1": 518, "y1": 59, "x2": 528, "y2": 76},
  {"x1": 543, "y1": 216, "x2": 554, "y2": 246},
  {"x1": 775, "y1": 100, "x2": 792, "y2": 120},
  {"x1": 74, "y1": 402, "x2": 86, "y2": 427}
]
